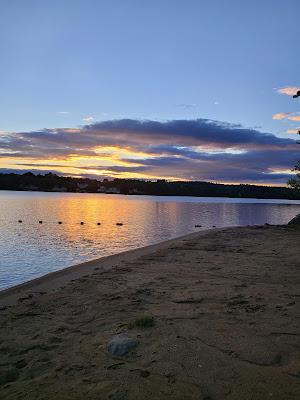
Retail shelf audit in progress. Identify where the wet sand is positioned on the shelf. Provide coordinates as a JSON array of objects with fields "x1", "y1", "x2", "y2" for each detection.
[{"x1": 0, "y1": 225, "x2": 300, "y2": 399}]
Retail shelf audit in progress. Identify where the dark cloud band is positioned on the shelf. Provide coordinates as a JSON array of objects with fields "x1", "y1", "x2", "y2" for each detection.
[{"x1": 0, "y1": 118, "x2": 298, "y2": 184}]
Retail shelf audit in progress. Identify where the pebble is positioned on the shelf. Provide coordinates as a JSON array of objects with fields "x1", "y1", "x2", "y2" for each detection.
[{"x1": 107, "y1": 334, "x2": 138, "y2": 357}]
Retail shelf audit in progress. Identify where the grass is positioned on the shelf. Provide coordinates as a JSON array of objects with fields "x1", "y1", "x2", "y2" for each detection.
[{"x1": 129, "y1": 315, "x2": 154, "y2": 329}]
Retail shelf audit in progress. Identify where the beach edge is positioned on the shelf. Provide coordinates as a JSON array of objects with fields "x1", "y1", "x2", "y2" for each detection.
[{"x1": 0, "y1": 226, "x2": 240, "y2": 306}]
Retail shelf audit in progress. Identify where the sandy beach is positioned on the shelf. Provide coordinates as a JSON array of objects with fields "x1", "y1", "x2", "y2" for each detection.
[{"x1": 0, "y1": 225, "x2": 300, "y2": 399}]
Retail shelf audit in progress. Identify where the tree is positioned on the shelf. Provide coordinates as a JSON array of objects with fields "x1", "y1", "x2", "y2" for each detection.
[
  {"x1": 288, "y1": 159, "x2": 300, "y2": 190},
  {"x1": 288, "y1": 91, "x2": 300, "y2": 190}
]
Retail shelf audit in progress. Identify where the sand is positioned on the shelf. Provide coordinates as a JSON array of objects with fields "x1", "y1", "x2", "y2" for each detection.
[{"x1": 0, "y1": 225, "x2": 300, "y2": 400}]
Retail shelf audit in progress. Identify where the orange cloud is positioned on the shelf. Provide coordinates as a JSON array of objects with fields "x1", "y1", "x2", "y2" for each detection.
[
  {"x1": 272, "y1": 112, "x2": 300, "y2": 121},
  {"x1": 272, "y1": 112, "x2": 290, "y2": 120},
  {"x1": 287, "y1": 128, "x2": 300, "y2": 134},
  {"x1": 287, "y1": 115, "x2": 300, "y2": 121},
  {"x1": 277, "y1": 86, "x2": 300, "y2": 96}
]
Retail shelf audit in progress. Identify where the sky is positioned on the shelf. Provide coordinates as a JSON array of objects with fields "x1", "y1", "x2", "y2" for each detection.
[{"x1": 0, "y1": 0, "x2": 299, "y2": 185}]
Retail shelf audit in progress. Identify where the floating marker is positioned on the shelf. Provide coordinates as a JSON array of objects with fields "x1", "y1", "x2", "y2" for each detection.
[
  {"x1": 212, "y1": 225, "x2": 216, "y2": 228},
  {"x1": 80, "y1": 222, "x2": 84, "y2": 225},
  {"x1": 116, "y1": 222, "x2": 123, "y2": 226},
  {"x1": 195, "y1": 224, "x2": 202, "y2": 228},
  {"x1": 39, "y1": 221, "x2": 43, "y2": 224},
  {"x1": 97, "y1": 222, "x2": 101, "y2": 226},
  {"x1": 58, "y1": 221, "x2": 62, "y2": 224},
  {"x1": 18, "y1": 220, "x2": 22, "y2": 223}
]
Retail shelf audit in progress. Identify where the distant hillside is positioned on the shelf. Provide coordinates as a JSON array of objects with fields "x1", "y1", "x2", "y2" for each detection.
[{"x1": 1, "y1": 172, "x2": 300, "y2": 200}]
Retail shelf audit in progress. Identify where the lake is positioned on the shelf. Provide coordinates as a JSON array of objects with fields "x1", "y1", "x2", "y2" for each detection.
[{"x1": 1, "y1": 190, "x2": 300, "y2": 290}]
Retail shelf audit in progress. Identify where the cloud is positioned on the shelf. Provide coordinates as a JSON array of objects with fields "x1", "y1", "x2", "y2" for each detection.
[
  {"x1": 276, "y1": 87, "x2": 300, "y2": 96},
  {"x1": 83, "y1": 119, "x2": 295, "y2": 150},
  {"x1": 272, "y1": 112, "x2": 290, "y2": 120},
  {"x1": 83, "y1": 116, "x2": 94, "y2": 122},
  {"x1": 272, "y1": 112, "x2": 300, "y2": 122},
  {"x1": 287, "y1": 115, "x2": 300, "y2": 121},
  {"x1": 57, "y1": 111, "x2": 70, "y2": 115},
  {"x1": 287, "y1": 128, "x2": 300, "y2": 134},
  {"x1": 0, "y1": 118, "x2": 298, "y2": 184}
]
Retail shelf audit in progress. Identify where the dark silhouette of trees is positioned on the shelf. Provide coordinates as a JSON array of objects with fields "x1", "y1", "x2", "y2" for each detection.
[
  {"x1": 288, "y1": 158, "x2": 300, "y2": 190},
  {"x1": 1, "y1": 172, "x2": 300, "y2": 199},
  {"x1": 288, "y1": 89, "x2": 300, "y2": 190}
]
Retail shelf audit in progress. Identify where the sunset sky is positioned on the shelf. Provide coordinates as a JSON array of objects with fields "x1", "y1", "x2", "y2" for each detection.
[{"x1": 0, "y1": 0, "x2": 299, "y2": 185}]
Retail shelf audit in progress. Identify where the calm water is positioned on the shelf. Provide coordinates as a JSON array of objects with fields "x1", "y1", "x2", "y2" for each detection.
[{"x1": 1, "y1": 191, "x2": 300, "y2": 290}]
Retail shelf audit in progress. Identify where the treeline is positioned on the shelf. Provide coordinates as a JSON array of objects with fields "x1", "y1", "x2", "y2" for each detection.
[
  {"x1": 113, "y1": 179, "x2": 300, "y2": 199},
  {"x1": 0, "y1": 172, "x2": 100, "y2": 193},
  {"x1": 1, "y1": 172, "x2": 300, "y2": 200}
]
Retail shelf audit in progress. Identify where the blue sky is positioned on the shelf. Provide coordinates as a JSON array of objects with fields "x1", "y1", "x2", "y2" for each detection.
[{"x1": 0, "y1": 0, "x2": 299, "y2": 184}]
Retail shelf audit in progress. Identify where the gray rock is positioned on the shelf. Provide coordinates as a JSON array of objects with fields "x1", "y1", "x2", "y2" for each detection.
[
  {"x1": 288, "y1": 214, "x2": 300, "y2": 225},
  {"x1": 107, "y1": 334, "x2": 138, "y2": 357}
]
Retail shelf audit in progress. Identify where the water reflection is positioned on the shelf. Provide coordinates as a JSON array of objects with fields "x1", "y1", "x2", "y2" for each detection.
[{"x1": 0, "y1": 191, "x2": 299, "y2": 289}]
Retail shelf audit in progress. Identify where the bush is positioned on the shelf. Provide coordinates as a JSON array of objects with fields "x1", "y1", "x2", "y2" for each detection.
[{"x1": 129, "y1": 315, "x2": 154, "y2": 329}]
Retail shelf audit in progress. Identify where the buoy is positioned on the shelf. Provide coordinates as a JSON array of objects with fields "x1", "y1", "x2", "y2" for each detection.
[
  {"x1": 18, "y1": 220, "x2": 22, "y2": 223},
  {"x1": 195, "y1": 224, "x2": 202, "y2": 228},
  {"x1": 97, "y1": 222, "x2": 101, "y2": 225},
  {"x1": 39, "y1": 221, "x2": 43, "y2": 224},
  {"x1": 116, "y1": 222, "x2": 123, "y2": 226},
  {"x1": 58, "y1": 221, "x2": 62, "y2": 224},
  {"x1": 212, "y1": 225, "x2": 216, "y2": 228},
  {"x1": 80, "y1": 222, "x2": 84, "y2": 225}
]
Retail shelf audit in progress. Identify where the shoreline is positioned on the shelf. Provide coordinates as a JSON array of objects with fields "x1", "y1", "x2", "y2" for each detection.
[
  {"x1": 1, "y1": 224, "x2": 300, "y2": 399},
  {"x1": 0, "y1": 227, "x2": 230, "y2": 306},
  {"x1": 2, "y1": 189, "x2": 300, "y2": 203},
  {"x1": 1, "y1": 221, "x2": 298, "y2": 304}
]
